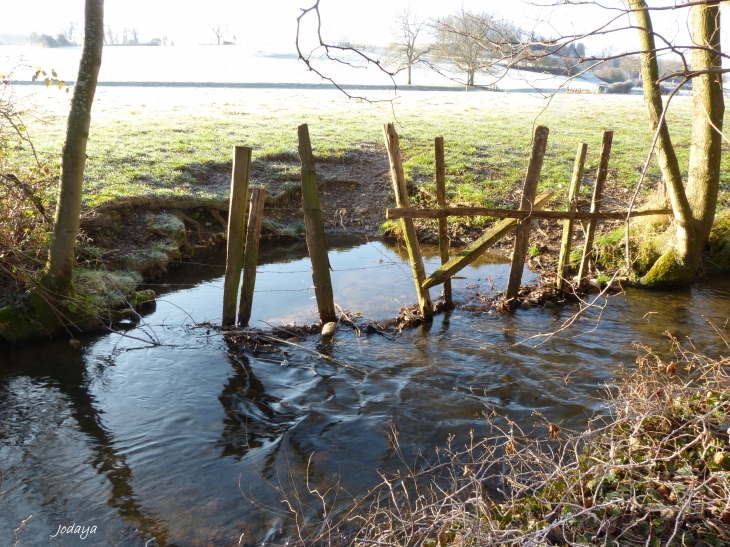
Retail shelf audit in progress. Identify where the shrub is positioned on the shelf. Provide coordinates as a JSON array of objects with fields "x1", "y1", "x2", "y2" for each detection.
[
  {"x1": 275, "y1": 335, "x2": 730, "y2": 547},
  {"x1": 593, "y1": 66, "x2": 628, "y2": 83},
  {"x1": 0, "y1": 75, "x2": 54, "y2": 286},
  {"x1": 607, "y1": 80, "x2": 634, "y2": 94}
]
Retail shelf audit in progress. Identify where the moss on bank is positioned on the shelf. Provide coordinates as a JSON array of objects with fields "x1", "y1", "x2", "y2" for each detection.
[
  {"x1": 0, "y1": 270, "x2": 155, "y2": 344},
  {"x1": 594, "y1": 225, "x2": 662, "y2": 277},
  {"x1": 593, "y1": 206, "x2": 730, "y2": 286},
  {"x1": 709, "y1": 210, "x2": 730, "y2": 269}
]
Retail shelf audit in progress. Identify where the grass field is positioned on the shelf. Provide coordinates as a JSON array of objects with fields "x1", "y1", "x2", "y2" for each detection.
[{"x1": 11, "y1": 85, "x2": 729, "y2": 213}]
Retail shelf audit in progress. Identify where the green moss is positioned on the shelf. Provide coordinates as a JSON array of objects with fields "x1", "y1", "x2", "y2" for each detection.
[
  {"x1": 0, "y1": 292, "x2": 60, "y2": 343},
  {"x1": 639, "y1": 247, "x2": 698, "y2": 288},
  {"x1": 132, "y1": 289, "x2": 156, "y2": 309},
  {"x1": 119, "y1": 242, "x2": 181, "y2": 274},
  {"x1": 569, "y1": 249, "x2": 582, "y2": 265},
  {"x1": 145, "y1": 212, "x2": 186, "y2": 247},
  {"x1": 380, "y1": 220, "x2": 403, "y2": 238},
  {"x1": 0, "y1": 270, "x2": 155, "y2": 344},
  {"x1": 74, "y1": 269, "x2": 143, "y2": 310},
  {"x1": 595, "y1": 226, "x2": 662, "y2": 277},
  {"x1": 708, "y1": 210, "x2": 730, "y2": 269}
]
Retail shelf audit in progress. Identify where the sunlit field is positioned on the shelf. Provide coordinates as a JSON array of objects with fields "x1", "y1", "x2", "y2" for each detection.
[{"x1": 5, "y1": 45, "x2": 728, "y2": 212}]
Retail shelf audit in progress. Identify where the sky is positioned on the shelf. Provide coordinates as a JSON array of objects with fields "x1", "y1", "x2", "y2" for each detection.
[{"x1": 0, "y1": 0, "x2": 706, "y2": 55}]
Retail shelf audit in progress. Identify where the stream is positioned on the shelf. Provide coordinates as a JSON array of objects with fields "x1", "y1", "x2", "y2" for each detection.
[{"x1": 1, "y1": 235, "x2": 729, "y2": 546}]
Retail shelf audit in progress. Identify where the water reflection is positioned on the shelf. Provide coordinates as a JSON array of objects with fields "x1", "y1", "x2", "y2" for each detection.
[
  {"x1": 217, "y1": 353, "x2": 303, "y2": 459},
  {"x1": 1, "y1": 237, "x2": 729, "y2": 546},
  {"x1": 1, "y1": 343, "x2": 171, "y2": 545}
]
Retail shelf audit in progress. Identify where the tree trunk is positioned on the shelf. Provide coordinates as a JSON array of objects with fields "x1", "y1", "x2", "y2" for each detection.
[
  {"x1": 44, "y1": 0, "x2": 104, "y2": 296},
  {"x1": 630, "y1": 1, "x2": 724, "y2": 287},
  {"x1": 685, "y1": 3, "x2": 724, "y2": 246},
  {"x1": 408, "y1": 64, "x2": 412, "y2": 85}
]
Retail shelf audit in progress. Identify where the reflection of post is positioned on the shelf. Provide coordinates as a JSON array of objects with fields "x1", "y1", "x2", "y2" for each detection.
[
  {"x1": 383, "y1": 123, "x2": 433, "y2": 319},
  {"x1": 298, "y1": 124, "x2": 336, "y2": 324},
  {"x1": 222, "y1": 146, "x2": 252, "y2": 326},
  {"x1": 504, "y1": 126, "x2": 549, "y2": 307},
  {"x1": 557, "y1": 143, "x2": 588, "y2": 292},
  {"x1": 435, "y1": 136, "x2": 452, "y2": 307},
  {"x1": 238, "y1": 187, "x2": 266, "y2": 327},
  {"x1": 578, "y1": 130, "x2": 613, "y2": 288}
]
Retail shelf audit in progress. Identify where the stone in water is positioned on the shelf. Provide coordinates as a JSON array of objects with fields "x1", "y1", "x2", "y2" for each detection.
[{"x1": 321, "y1": 322, "x2": 337, "y2": 338}]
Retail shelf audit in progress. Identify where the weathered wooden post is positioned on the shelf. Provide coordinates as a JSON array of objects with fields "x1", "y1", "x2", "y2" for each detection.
[
  {"x1": 556, "y1": 143, "x2": 588, "y2": 291},
  {"x1": 383, "y1": 123, "x2": 433, "y2": 319},
  {"x1": 504, "y1": 126, "x2": 550, "y2": 307},
  {"x1": 435, "y1": 136, "x2": 452, "y2": 307},
  {"x1": 222, "y1": 146, "x2": 252, "y2": 326},
  {"x1": 578, "y1": 130, "x2": 614, "y2": 288},
  {"x1": 237, "y1": 187, "x2": 267, "y2": 327},
  {"x1": 298, "y1": 124, "x2": 336, "y2": 324}
]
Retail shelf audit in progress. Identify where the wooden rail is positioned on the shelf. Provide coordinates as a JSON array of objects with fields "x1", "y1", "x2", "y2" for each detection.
[
  {"x1": 386, "y1": 207, "x2": 672, "y2": 221},
  {"x1": 422, "y1": 190, "x2": 554, "y2": 290}
]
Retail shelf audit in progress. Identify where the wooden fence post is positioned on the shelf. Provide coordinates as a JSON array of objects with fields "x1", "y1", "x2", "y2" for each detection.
[
  {"x1": 557, "y1": 142, "x2": 588, "y2": 291},
  {"x1": 383, "y1": 123, "x2": 433, "y2": 319},
  {"x1": 578, "y1": 130, "x2": 614, "y2": 288},
  {"x1": 435, "y1": 136, "x2": 452, "y2": 307},
  {"x1": 237, "y1": 187, "x2": 266, "y2": 327},
  {"x1": 298, "y1": 124, "x2": 337, "y2": 324},
  {"x1": 504, "y1": 126, "x2": 550, "y2": 307},
  {"x1": 222, "y1": 146, "x2": 252, "y2": 326}
]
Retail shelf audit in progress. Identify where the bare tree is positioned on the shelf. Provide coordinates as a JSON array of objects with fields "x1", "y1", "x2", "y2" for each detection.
[
  {"x1": 512, "y1": 0, "x2": 724, "y2": 287},
  {"x1": 61, "y1": 22, "x2": 76, "y2": 44},
  {"x1": 129, "y1": 28, "x2": 140, "y2": 45},
  {"x1": 388, "y1": 6, "x2": 429, "y2": 85},
  {"x1": 104, "y1": 25, "x2": 118, "y2": 45},
  {"x1": 626, "y1": 0, "x2": 723, "y2": 287},
  {"x1": 211, "y1": 22, "x2": 224, "y2": 46},
  {"x1": 296, "y1": 0, "x2": 728, "y2": 288},
  {"x1": 432, "y1": 10, "x2": 516, "y2": 88},
  {"x1": 44, "y1": 0, "x2": 104, "y2": 298}
]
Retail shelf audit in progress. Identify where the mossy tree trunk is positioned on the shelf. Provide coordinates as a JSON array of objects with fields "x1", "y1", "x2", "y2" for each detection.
[
  {"x1": 629, "y1": 0, "x2": 724, "y2": 288},
  {"x1": 44, "y1": 0, "x2": 104, "y2": 297}
]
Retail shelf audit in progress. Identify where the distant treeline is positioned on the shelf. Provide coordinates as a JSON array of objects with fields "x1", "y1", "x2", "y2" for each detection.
[{"x1": 24, "y1": 26, "x2": 172, "y2": 48}]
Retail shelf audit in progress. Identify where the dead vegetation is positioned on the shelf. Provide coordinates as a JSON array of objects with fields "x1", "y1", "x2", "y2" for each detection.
[
  {"x1": 0, "y1": 77, "x2": 54, "y2": 298},
  {"x1": 261, "y1": 332, "x2": 730, "y2": 547}
]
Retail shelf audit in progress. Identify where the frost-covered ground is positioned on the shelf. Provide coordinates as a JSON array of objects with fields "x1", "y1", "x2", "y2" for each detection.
[{"x1": 1, "y1": 44, "x2": 602, "y2": 92}]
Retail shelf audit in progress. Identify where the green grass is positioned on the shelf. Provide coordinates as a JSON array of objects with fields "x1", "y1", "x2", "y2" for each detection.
[{"x1": 14, "y1": 88, "x2": 730, "y2": 212}]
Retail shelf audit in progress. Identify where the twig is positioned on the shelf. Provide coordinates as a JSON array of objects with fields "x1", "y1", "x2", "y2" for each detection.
[{"x1": 254, "y1": 329, "x2": 366, "y2": 376}]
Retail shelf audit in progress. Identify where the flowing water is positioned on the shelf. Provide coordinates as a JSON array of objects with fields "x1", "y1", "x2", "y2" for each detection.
[{"x1": 1, "y1": 236, "x2": 729, "y2": 546}]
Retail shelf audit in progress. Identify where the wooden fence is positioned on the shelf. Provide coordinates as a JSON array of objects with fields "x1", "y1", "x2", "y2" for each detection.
[{"x1": 222, "y1": 125, "x2": 673, "y2": 327}]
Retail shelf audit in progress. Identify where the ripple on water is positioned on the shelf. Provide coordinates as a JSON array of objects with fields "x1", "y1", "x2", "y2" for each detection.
[{"x1": 2, "y1": 237, "x2": 730, "y2": 545}]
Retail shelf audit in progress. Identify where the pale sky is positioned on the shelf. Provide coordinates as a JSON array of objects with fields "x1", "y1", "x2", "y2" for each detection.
[{"x1": 0, "y1": 0, "x2": 706, "y2": 55}]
